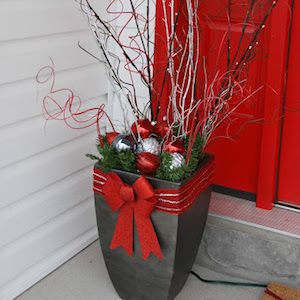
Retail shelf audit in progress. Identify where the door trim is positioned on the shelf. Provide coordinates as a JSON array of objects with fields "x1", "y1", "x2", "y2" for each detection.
[{"x1": 256, "y1": 0, "x2": 293, "y2": 210}]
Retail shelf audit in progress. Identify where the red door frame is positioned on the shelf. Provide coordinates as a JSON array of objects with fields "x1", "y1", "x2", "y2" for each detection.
[
  {"x1": 256, "y1": 0, "x2": 293, "y2": 210},
  {"x1": 276, "y1": 0, "x2": 300, "y2": 207}
]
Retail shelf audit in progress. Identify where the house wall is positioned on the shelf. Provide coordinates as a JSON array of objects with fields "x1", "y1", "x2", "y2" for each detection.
[{"x1": 0, "y1": 1, "x2": 108, "y2": 299}]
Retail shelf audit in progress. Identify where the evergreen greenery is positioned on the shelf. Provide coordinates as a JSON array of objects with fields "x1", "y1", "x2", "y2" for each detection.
[
  {"x1": 86, "y1": 153, "x2": 101, "y2": 161},
  {"x1": 156, "y1": 151, "x2": 188, "y2": 182},
  {"x1": 86, "y1": 136, "x2": 137, "y2": 173},
  {"x1": 156, "y1": 134, "x2": 206, "y2": 182},
  {"x1": 86, "y1": 134, "x2": 207, "y2": 182}
]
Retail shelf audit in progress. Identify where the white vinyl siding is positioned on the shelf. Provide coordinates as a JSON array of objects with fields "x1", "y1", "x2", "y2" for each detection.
[
  {"x1": 106, "y1": 1, "x2": 155, "y2": 131},
  {"x1": 0, "y1": 1, "x2": 107, "y2": 299}
]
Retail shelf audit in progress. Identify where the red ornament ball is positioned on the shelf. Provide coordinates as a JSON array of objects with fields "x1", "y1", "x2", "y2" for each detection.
[
  {"x1": 154, "y1": 120, "x2": 170, "y2": 138},
  {"x1": 131, "y1": 119, "x2": 153, "y2": 139},
  {"x1": 166, "y1": 139, "x2": 185, "y2": 155},
  {"x1": 136, "y1": 152, "x2": 160, "y2": 175},
  {"x1": 106, "y1": 132, "x2": 120, "y2": 145}
]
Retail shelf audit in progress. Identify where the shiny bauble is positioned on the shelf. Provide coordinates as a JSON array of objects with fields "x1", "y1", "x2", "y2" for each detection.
[
  {"x1": 166, "y1": 139, "x2": 185, "y2": 155},
  {"x1": 154, "y1": 120, "x2": 170, "y2": 138},
  {"x1": 141, "y1": 138, "x2": 161, "y2": 156},
  {"x1": 106, "y1": 132, "x2": 120, "y2": 145},
  {"x1": 170, "y1": 152, "x2": 185, "y2": 170},
  {"x1": 136, "y1": 152, "x2": 160, "y2": 175},
  {"x1": 131, "y1": 119, "x2": 153, "y2": 139},
  {"x1": 111, "y1": 134, "x2": 134, "y2": 152}
]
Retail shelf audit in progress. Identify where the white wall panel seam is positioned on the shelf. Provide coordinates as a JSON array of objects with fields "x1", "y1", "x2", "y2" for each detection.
[
  {"x1": 0, "y1": 164, "x2": 92, "y2": 215},
  {"x1": 0, "y1": 167, "x2": 94, "y2": 248},
  {"x1": 0, "y1": 193, "x2": 95, "y2": 250},
  {"x1": 0, "y1": 63, "x2": 105, "y2": 92},
  {"x1": 0, "y1": 227, "x2": 98, "y2": 300},
  {"x1": 0, "y1": 197, "x2": 96, "y2": 287},
  {"x1": 0, "y1": 124, "x2": 97, "y2": 169},
  {"x1": 0, "y1": 120, "x2": 100, "y2": 208},
  {"x1": 0, "y1": 29, "x2": 89, "y2": 46}
]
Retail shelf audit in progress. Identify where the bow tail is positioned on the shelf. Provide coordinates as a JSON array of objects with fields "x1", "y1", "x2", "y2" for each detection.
[
  {"x1": 135, "y1": 215, "x2": 163, "y2": 260},
  {"x1": 110, "y1": 205, "x2": 134, "y2": 256}
]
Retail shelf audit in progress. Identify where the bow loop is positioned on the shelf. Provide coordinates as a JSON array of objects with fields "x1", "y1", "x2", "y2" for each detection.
[
  {"x1": 102, "y1": 173, "x2": 124, "y2": 212},
  {"x1": 133, "y1": 175, "x2": 155, "y2": 200}
]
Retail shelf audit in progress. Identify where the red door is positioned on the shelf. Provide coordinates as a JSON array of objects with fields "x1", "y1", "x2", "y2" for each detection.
[
  {"x1": 277, "y1": 0, "x2": 300, "y2": 208},
  {"x1": 201, "y1": 1, "x2": 271, "y2": 195},
  {"x1": 154, "y1": 1, "x2": 292, "y2": 208},
  {"x1": 199, "y1": 1, "x2": 288, "y2": 196}
]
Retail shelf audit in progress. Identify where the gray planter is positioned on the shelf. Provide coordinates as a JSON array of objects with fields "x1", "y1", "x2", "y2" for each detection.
[{"x1": 94, "y1": 156, "x2": 213, "y2": 300}]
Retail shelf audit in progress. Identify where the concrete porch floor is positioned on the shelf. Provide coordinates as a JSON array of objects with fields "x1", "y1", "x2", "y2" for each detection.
[{"x1": 15, "y1": 240, "x2": 266, "y2": 300}]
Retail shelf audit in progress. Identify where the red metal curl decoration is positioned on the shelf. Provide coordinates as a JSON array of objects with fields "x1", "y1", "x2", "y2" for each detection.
[{"x1": 36, "y1": 60, "x2": 115, "y2": 147}]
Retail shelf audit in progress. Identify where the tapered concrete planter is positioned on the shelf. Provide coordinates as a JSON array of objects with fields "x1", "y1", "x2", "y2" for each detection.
[{"x1": 93, "y1": 156, "x2": 214, "y2": 300}]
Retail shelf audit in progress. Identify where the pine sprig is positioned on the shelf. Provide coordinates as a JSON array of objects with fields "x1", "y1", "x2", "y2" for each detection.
[
  {"x1": 184, "y1": 135, "x2": 205, "y2": 160},
  {"x1": 183, "y1": 134, "x2": 206, "y2": 177},
  {"x1": 85, "y1": 153, "x2": 101, "y2": 161},
  {"x1": 156, "y1": 135, "x2": 206, "y2": 182},
  {"x1": 118, "y1": 150, "x2": 137, "y2": 173},
  {"x1": 86, "y1": 136, "x2": 137, "y2": 174}
]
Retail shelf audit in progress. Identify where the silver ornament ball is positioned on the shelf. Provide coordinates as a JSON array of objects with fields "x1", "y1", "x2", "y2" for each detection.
[
  {"x1": 141, "y1": 137, "x2": 161, "y2": 155},
  {"x1": 170, "y1": 152, "x2": 185, "y2": 170},
  {"x1": 112, "y1": 134, "x2": 134, "y2": 152}
]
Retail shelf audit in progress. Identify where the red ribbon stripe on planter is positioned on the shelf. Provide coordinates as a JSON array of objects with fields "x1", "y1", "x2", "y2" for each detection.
[{"x1": 93, "y1": 159, "x2": 214, "y2": 260}]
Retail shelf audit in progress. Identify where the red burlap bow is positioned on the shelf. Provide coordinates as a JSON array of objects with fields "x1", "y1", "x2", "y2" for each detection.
[{"x1": 102, "y1": 173, "x2": 163, "y2": 260}]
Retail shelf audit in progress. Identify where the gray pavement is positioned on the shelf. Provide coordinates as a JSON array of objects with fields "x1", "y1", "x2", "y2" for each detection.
[{"x1": 16, "y1": 241, "x2": 265, "y2": 300}]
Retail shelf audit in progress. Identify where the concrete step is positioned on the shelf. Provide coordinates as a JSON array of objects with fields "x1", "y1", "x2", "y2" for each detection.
[{"x1": 195, "y1": 214, "x2": 300, "y2": 289}]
